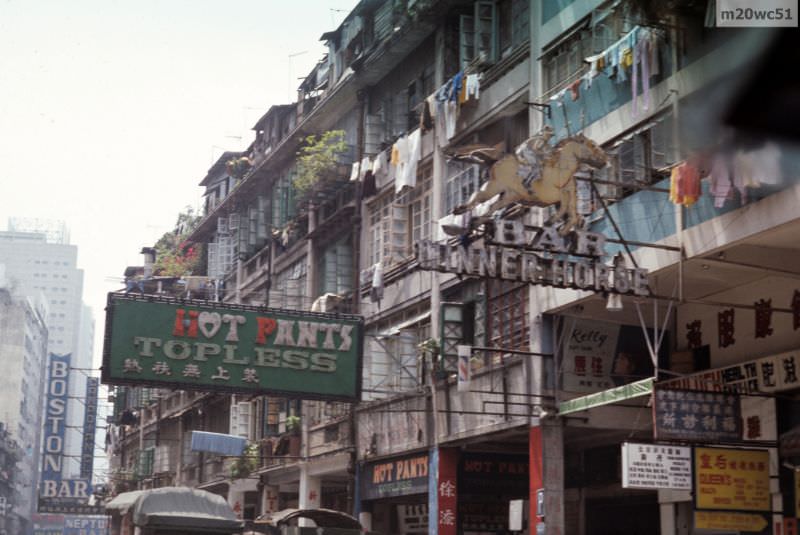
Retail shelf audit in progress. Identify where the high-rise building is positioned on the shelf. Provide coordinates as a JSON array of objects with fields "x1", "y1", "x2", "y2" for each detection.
[
  {"x1": 0, "y1": 281, "x2": 48, "y2": 535},
  {"x1": 0, "y1": 223, "x2": 95, "y2": 480}
]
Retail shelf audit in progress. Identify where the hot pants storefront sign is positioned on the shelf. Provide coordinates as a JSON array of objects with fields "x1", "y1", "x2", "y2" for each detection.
[
  {"x1": 102, "y1": 293, "x2": 363, "y2": 400},
  {"x1": 360, "y1": 453, "x2": 429, "y2": 500},
  {"x1": 416, "y1": 220, "x2": 650, "y2": 296}
]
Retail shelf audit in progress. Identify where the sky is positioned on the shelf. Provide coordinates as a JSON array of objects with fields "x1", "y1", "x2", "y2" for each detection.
[{"x1": 0, "y1": 0, "x2": 357, "y2": 371}]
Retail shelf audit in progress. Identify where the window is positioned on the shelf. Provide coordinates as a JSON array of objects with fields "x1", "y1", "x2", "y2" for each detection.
[
  {"x1": 542, "y1": 5, "x2": 636, "y2": 96},
  {"x1": 459, "y1": 0, "x2": 530, "y2": 71},
  {"x1": 487, "y1": 280, "x2": 529, "y2": 354},
  {"x1": 606, "y1": 113, "x2": 678, "y2": 193},
  {"x1": 368, "y1": 193, "x2": 402, "y2": 267},
  {"x1": 542, "y1": 29, "x2": 593, "y2": 95},
  {"x1": 369, "y1": 166, "x2": 431, "y2": 268},
  {"x1": 270, "y1": 258, "x2": 307, "y2": 310},
  {"x1": 445, "y1": 161, "x2": 482, "y2": 214},
  {"x1": 317, "y1": 237, "x2": 353, "y2": 297},
  {"x1": 407, "y1": 167, "x2": 432, "y2": 247},
  {"x1": 405, "y1": 64, "x2": 435, "y2": 131},
  {"x1": 272, "y1": 172, "x2": 297, "y2": 229}
]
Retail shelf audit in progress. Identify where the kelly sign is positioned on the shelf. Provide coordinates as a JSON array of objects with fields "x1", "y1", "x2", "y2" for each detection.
[{"x1": 102, "y1": 293, "x2": 363, "y2": 401}]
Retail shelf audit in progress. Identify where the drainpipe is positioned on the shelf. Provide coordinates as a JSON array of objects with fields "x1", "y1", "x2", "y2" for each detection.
[
  {"x1": 352, "y1": 88, "x2": 367, "y2": 315},
  {"x1": 670, "y1": 16, "x2": 684, "y2": 304},
  {"x1": 346, "y1": 87, "x2": 368, "y2": 517}
]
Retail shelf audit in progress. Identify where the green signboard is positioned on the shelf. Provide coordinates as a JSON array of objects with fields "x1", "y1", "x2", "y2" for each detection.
[
  {"x1": 102, "y1": 293, "x2": 363, "y2": 401},
  {"x1": 558, "y1": 378, "x2": 653, "y2": 415}
]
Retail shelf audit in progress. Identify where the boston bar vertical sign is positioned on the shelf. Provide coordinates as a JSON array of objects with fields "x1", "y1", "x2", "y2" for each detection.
[{"x1": 41, "y1": 354, "x2": 70, "y2": 485}]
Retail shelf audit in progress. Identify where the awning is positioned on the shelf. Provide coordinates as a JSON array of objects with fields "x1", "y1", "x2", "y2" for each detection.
[
  {"x1": 191, "y1": 431, "x2": 246, "y2": 456},
  {"x1": 377, "y1": 310, "x2": 431, "y2": 337},
  {"x1": 558, "y1": 378, "x2": 654, "y2": 415},
  {"x1": 107, "y1": 487, "x2": 243, "y2": 533},
  {"x1": 105, "y1": 490, "x2": 147, "y2": 515}
]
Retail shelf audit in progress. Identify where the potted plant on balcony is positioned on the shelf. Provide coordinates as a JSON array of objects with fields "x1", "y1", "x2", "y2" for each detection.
[
  {"x1": 418, "y1": 338, "x2": 448, "y2": 380},
  {"x1": 294, "y1": 130, "x2": 349, "y2": 196},
  {"x1": 230, "y1": 443, "x2": 259, "y2": 480},
  {"x1": 284, "y1": 415, "x2": 302, "y2": 458},
  {"x1": 285, "y1": 415, "x2": 301, "y2": 435}
]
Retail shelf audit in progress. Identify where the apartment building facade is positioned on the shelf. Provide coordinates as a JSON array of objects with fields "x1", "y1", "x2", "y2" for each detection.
[{"x1": 106, "y1": 2, "x2": 799, "y2": 534}]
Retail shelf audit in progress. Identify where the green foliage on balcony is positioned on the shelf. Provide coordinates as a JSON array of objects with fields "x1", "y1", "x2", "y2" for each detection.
[
  {"x1": 153, "y1": 206, "x2": 202, "y2": 277},
  {"x1": 294, "y1": 130, "x2": 349, "y2": 195},
  {"x1": 230, "y1": 443, "x2": 260, "y2": 480}
]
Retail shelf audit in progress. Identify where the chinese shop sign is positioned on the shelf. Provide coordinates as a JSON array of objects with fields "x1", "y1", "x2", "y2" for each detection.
[
  {"x1": 459, "y1": 454, "x2": 528, "y2": 532},
  {"x1": 102, "y1": 293, "x2": 363, "y2": 401},
  {"x1": 662, "y1": 349, "x2": 800, "y2": 394},
  {"x1": 416, "y1": 221, "x2": 650, "y2": 296},
  {"x1": 654, "y1": 388, "x2": 741, "y2": 443},
  {"x1": 694, "y1": 447, "x2": 770, "y2": 512},
  {"x1": 430, "y1": 448, "x2": 458, "y2": 535},
  {"x1": 694, "y1": 511, "x2": 769, "y2": 532},
  {"x1": 360, "y1": 453, "x2": 429, "y2": 500},
  {"x1": 80, "y1": 378, "x2": 98, "y2": 480},
  {"x1": 621, "y1": 443, "x2": 691, "y2": 490}
]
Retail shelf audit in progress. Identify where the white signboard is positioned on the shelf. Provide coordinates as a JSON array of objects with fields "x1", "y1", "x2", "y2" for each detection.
[
  {"x1": 397, "y1": 504, "x2": 427, "y2": 534},
  {"x1": 621, "y1": 442, "x2": 691, "y2": 490},
  {"x1": 562, "y1": 319, "x2": 620, "y2": 393}
]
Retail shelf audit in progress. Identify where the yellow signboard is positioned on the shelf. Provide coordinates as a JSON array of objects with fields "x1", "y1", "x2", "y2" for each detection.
[
  {"x1": 694, "y1": 447, "x2": 770, "y2": 512},
  {"x1": 694, "y1": 511, "x2": 768, "y2": 532}
]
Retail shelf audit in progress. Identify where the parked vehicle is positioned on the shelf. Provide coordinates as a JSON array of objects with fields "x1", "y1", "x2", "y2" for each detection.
[
  {"x1": 250, "y1": 508, "x2": 379, "y2": 535},
  {"x1": 105, "y1": 486, "x2": 244, "y2": 535}
]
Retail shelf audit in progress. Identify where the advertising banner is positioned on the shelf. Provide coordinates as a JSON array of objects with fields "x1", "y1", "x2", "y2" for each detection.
[
  {"x1": 621, "y1": 442, "x2": 691, "y2": 490},
  {"x1": 41, "y1": 354, "x2": 70, "y2": 482},
  {"x1": 654, "y1": 388, "x2": 742, "y2": 443},
  {"x1": 459, "y1": 453, "x2": 528, "y2": 533},
  {"x1": 662, "y1": 349, "x2": 800, "y2": 394},
  {"x1": 562, "y1": 319, "x2": 620, "y2": 393},
  {"x1": 360, "y1": 452, "x2": 429, "y2": 500},
  {"x1": 37, "y1": 498, "x2": 105, "y2": 516},
  {"x1": 561, "y1": 320, "x2": 663, "y2": 394},
  {"x1": 102, "y1": 293, "x2": 363, "y2": 401},
  {"x1": 80, "y1": 378, "x2": 99, "y2": 480},
  {"x1": 39, "y1": 354, "x2": 98, "y2": 513},
  {"x1": 32, "y1": 514, "x2": 64, "y2": 535},
  {"x1": 397, "y1": 504, "x2": 427, "y2": 534},
  {"x1": 434, "y1": 448, "x2": 458, "y2": 535},
  {"x1": 693, "y1": 511, "x2": 769, "y2": 532},
  {"x1": 63, "y1": 515, "x2": 109, "y2": 535},
  {"x1": 694, "y1": 447, "x2": 770, "y2": 512}
]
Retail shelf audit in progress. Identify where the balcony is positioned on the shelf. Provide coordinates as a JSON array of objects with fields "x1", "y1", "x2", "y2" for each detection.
[{"x1": 257, "y1": 432, "x2": 301, "y2": 470}]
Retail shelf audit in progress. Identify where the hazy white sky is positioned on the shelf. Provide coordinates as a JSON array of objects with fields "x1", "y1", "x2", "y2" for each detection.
[{"x1": 0, "y1": 0, "x2": 356, "y2": 369}]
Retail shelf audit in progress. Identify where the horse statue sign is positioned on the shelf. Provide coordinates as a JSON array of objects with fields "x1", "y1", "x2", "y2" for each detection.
[{"x1": 451, "y1": 131, "x2": 608, "y2": 234}]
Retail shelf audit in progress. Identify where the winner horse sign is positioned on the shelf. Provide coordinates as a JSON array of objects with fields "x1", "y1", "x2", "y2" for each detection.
[{"x1": 450, "y1": 130, "x2": 607, "y2": 234}]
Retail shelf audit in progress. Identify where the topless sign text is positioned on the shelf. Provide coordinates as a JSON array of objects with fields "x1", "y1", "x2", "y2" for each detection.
[
  {"x1": 101, "y1": 293, "x2": 363, "y2": 400},
  {"x1": 416, "y1": 220, "x2": 650, "y2": 296}
]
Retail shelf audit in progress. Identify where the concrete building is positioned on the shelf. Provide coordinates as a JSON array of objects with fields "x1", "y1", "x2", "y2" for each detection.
[
  {"x1": 0, "y1": 281, "x2": 49, "y2": 535},
  {"x1": 0, "y1": 225, "x2": 95, "y2": 481},
  {"x1": 106, "y1": 2, "x2": 799, "y2": 534}
]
